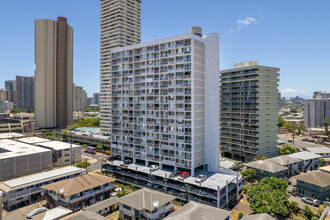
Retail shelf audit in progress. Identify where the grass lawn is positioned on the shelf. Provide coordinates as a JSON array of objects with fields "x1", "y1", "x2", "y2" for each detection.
[
  {"x1": 172, "y1": 200, "x2": 185, "y2": 211},
  {"x1": 107, "y1": 210, "x2": 119, "y2": 220}
]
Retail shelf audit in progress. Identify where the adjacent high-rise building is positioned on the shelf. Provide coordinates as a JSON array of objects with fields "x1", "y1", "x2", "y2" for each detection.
[
  {"x1": 16, "y1": 76, "x2": 35, "y2": 109},
  {"x1": 73, "y1": 84, "x2": 88, "y2": 112},
  {"x1": 35, "y1": 17, "x2": 73, "y2": 129},
  {"x1": 305, "y1": 93, "x2": 330, "y2": 128},
  {"x1": 0, "y1": 89, "x2": 16, "y2": 103},
  {"x1": 5, "y1": 80, "x2": 16, "y2": 91},
  {"x1": 108, "y1": 27, "x2": 220, "y2": 175},
  {"x1": 92, "y1": 93, "x2": 100, "y2": 105},
  {"x1": 100, "y1": 0, "x2": 141, "y2": 134},
  {"x1": 220, "y1": 61, "x2": 279, "y2": 162}
]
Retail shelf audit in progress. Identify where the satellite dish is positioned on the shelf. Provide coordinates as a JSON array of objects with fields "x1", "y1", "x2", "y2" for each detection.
[
  {"x1": 152, "y1": 200, "x2": 159, "y2": 207},
  {"x1": 60, "y1": 187, "x2": 64, "y2": 193}
]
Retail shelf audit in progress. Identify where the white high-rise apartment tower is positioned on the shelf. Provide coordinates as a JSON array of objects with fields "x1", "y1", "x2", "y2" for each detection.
[
  {"x1": 100, "y1": 0, "x2": 141, "y2": 134},
  {"x1": 109, "y1": 27, "x2": 219, "y2": 176}
]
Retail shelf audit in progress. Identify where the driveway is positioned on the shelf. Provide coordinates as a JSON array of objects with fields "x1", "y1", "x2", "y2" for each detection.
[{"x1": 288, "y1": 195, "x2": 319, "y2": 212}]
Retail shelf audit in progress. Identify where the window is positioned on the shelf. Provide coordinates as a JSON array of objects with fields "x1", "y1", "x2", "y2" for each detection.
[
  {"x1": 123, "y1": 214, "x2": 132, "y2": 220},
  {"x1": 123, "y1": 204, "x2": 131, "y2": 210}
]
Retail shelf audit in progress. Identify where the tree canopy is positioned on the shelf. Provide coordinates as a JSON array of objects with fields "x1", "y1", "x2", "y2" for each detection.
[
  {"x1": 278, "y1": 144, "x2": 297, "y2": 155},
  {"x1": 240, "y1": 168, "x2": 256, "y2": 182},
  {"x1": 246, "y1": 177, "x2": 290, "y2": 217},
  {"x1": 253, "y1": 155, "x2": 269, "y2": 161},
  {"x1": 67, "y1": 117, "x2": 100, "y2": 130}
]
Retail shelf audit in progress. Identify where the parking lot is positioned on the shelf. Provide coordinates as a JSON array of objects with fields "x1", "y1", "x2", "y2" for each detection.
[{"x1": 2, "y1": 200, "x2": 48, "y2": 220}]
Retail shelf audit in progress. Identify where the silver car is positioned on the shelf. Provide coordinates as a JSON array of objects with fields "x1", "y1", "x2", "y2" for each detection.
[
  {"x1": 195, "y1": 175, "x2": 207, "y2": 183},
  {"x1": 302, "y1": 197, "x2": 319, "y2": 206},
  {"x1": 150, "y1": 165, "x2": 159, "y2": 171},
  {"x1": 26, "y1": 207, "x2": 47, "y2": 219}
]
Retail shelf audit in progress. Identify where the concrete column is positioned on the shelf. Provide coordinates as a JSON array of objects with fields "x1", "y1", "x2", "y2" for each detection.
[
  {"x1": 236, "y1": 173, "x2": 240, "y2": 200},
  {"x1": 0, "y1": 191, "x2": 3, "y2": 220},
  {"x1": 225, "y1": 180, "x2": 229, "y2": 204},
  {"x1": 217, "y1": 184, "x2": 220, "y2": 208}
]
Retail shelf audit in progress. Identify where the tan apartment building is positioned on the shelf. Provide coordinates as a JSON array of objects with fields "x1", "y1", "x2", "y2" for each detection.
[
  {"x1": 35, "y1": 17, "x2": 73, "y2": 129},
  {"x1": 100, "y1": 0, "x2": 141, "y2": 134}
]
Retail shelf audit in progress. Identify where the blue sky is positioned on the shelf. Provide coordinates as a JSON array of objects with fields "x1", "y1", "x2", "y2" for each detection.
[{"x1": 0, "y1": 0, "x2": 329, "y2": 98}]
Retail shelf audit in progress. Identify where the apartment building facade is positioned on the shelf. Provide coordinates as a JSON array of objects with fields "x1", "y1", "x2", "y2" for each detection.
[
  {"x1": 100, "y1": 0, "x2": 141, "y2": 134},
  {"x1": 220, "y1": 61, "x2": 279, "y2": 162},
  {"x1": 108, "y1": 27, "x2": 219, "y2": 175},
  {"x1": 16, "y1": 76, "x2": 35, "y2": 109},
  {"x1": 305, "y1": 95, "x2": 330, "y2": 128},
  {"x1": 35, "y1": 17, "x2": 73, "y2": 129},
  {"x1": 73, "y1": 84, "x2": 88, "y2": 111},
  {"x1": 5, "y1": 80, "x2": 16, "y2": 91}
]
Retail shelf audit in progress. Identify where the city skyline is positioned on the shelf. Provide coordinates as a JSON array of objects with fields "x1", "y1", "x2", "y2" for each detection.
[{"x1": 0, "y1": 0, "x2": 330, "y2": 97}]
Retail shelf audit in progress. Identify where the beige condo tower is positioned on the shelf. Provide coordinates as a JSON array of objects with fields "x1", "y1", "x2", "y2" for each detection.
[
  {"x1": 35, "y1": 17, "x2": 73, "y2": 129},
  {"x1": 100, "y1": 0, "x2": 141, "y2": 134}
]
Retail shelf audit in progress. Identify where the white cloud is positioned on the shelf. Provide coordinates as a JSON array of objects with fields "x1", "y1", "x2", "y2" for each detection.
[
  {"x1": 280, "y1": 88, "x2": 307, "y2": 96},
  {"x1": 229, "y1": 17, "x2": 257, "y2": 33}
]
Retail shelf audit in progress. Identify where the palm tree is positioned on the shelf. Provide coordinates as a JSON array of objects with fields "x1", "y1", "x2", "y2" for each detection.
[{"x1": 324, "y1": 118, "x2": 329, "y2": 135}]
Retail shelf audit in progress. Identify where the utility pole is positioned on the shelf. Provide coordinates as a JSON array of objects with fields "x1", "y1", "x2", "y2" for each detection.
[{"x1": 70, "y1": 130, "x2": 73, "y2": 166}]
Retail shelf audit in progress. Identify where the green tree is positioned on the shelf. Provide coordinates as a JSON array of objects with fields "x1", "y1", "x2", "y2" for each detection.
[
  {"x1": 283, "y1": 121, "x2": 297, "y2": 133},
  {"x1": 278, "y1": 116, "x2": 285, "y2": 128},
  {"x1": 61, "y1": 130, "x2": 67, "y2": 140},
  {"x1": 278, "y1": 144, "x2": 297, "y2": 155},
  {"x1": 238, "y1": 212, "x2": 244, "y2": 219},
  {"x1": 319, "y1": 158, "x2": 326, "y2": 166},
  {"x1": 297, "y1": 121, "x2": 307, "y2": 135},
  {"x1": 240, "y1": 168, "x2": 256, "y2": 182},
  {"x1": 289, "y1": 201, "x2": 299, "y2": 213},
  {"x1": 253, "y1": 155, "x2": 269, "y2": 161},
  {"x1": 324, "y1": 118, "x2": 329, "y2": 135},
  {"x1": 76, "y1": 161, "x2": 91, "y2": 168},
  {"x1": 316, "y1": 207, "x2": 325, "y2": 217},
  {"x1": 96, "y1": 145, "x2": 103, "y2": 151},
  {"x1": 246, "y1": 177, "x2": 290, "y2": 217},
  {"x1": 301, "y1": 205, "x2": 315, "y2": 220}
]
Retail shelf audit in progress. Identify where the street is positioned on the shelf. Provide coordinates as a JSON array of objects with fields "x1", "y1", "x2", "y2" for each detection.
[
  {"x1": 278, "y1": 134, "x2": 322, "y2": 149},
  {"x1": 81, "y1": 151, "x2": 105, "y2": 171}
]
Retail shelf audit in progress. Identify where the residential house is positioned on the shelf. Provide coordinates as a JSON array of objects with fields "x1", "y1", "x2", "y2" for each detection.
[
  {"x1": 86, "y1": 197, "x2": 119, "y2": 217},
  {"x1": 241, "y1": 213, "x2": 275, "y2": 220},
  {"x1": 63, "y1": 210, "x2": 106, "y2": 220},
  {"x1": 267, "y1": 155, "x2": 302, "y2": 176},
  {"x1": 295, "y1": 170, "x2": 330, "y2": 200},
  {"x1": 164, "y1": 201, "x2": 230, "y2": 220},
  {"x1": 289, "y1": 152, "x2": 321, "y2": 171},
  {"x1": 305, "y1": 147, "x2": 330, "y2": 158},
  {"x1": 41, "y1": 173, "x2": 115, "y2": 212},
  {"x1": 0, "y1": 166, "x2": 84, "y2": 211},
  {"x1": 246, "y1": 160, "x2": 288, "y2": 179},
  {"x1": 118, "y1": 188, "x2": 175, "y2": 220}
]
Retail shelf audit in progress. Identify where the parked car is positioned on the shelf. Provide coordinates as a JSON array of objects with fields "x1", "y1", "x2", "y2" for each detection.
[
  {"x1": 124, "y1": 159, "x2": 132, "y2": 165},
  {"x1": 287, "y1": 186, "x2": 296, "y2": 195},
  {"x1": 213, "y1": 189, "x2": 225, "y2": 196},
  {"x1": 180, "y1": 172, "x2": 190, "y2": 179},
  {"x1": 302, "y1": 138, "x2": 309, "y2": 141},
  {"x1": 85, "y1": 146, "x2": 96, "y2": 154},
  {"x1": 26, "y1": 207, "x2": 47, "y2": 219},
  {"x1": 288, "y1": 140, "x2": 293, "y2": 143},
  {"x1": 150, "y1": 165, "x2": 159, "y2": 171},
  {"x1": 302, "y1": 197, "x2": 319, "y2": 206},
  {"x1": 195, "y1": 175, "x2": 207, "y2": 183},
  {"x1": 108, "y1": 155, "x2": 121, "y2": 161},
  {"x1": 169, "y1": 171, "x2": 181, "y2": 178}
]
